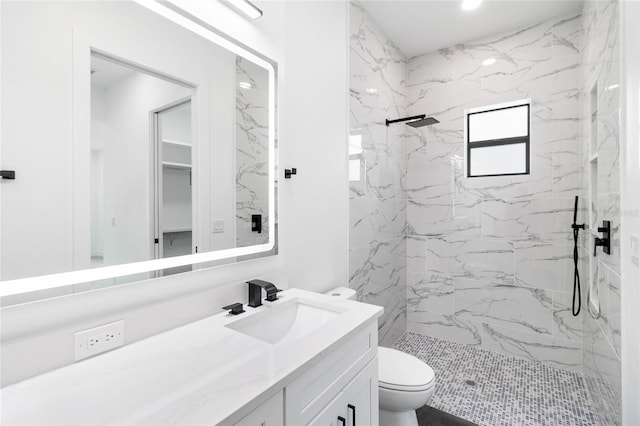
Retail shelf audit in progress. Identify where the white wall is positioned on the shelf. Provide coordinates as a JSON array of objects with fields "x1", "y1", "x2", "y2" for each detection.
[
  {"x1": 620, "y1": 1, "x2": 640, "y2": 423},
  {"x1": 0, "y1": 0, "x2": 350, "y2": 386},
  {"x1": 281, "y1": 1, "x2": 349, "y2": 292}
]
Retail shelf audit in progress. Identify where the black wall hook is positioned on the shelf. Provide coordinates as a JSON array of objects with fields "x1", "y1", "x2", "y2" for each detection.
[
  {"x1": 0, "y1": 170, "x2": 15, "y2": 180},
  {"x1": 284, "y1": 168, "x2": 297, "y2": 179}
]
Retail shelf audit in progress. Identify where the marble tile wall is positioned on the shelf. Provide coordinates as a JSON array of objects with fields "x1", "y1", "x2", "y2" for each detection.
[
  {"x1": 580, "y1": 1, "x2": 621, "y2": 424},
  {"x1": 236, "y1": 57, "x2": 270, "y2": 248},
  {"x1": 405, "y1": 13, "x2": 585, "y2": 372},
  {"x1": 349, "y1": 1, "x2": 408, "y2": 346}
]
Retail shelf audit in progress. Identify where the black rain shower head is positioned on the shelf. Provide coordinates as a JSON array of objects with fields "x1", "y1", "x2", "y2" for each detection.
[
  {"x1": 407, "y1": 117, "x2": 439, "y2": 128},
  {"x1": 385, "y1": 114, "x2": 439, "y2": 128}
]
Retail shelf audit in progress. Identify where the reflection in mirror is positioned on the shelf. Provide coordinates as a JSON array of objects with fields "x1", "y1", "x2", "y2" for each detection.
[
  {"x1": 0, "y1": 0, "x2": 277, "y2": 305},
  {"x1": 90, "y1": 55, "x2": 194, "y2": 276}
]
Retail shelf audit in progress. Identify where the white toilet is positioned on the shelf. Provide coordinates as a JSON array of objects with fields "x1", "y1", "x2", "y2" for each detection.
[{"x1": 326, "y1": 288, "x2": 436, "y2": 426}]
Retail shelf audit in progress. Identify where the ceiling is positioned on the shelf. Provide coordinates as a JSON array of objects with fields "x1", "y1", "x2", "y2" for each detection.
[{"x1": 360, "y1": 0, "x2": 584, "y2": 58}]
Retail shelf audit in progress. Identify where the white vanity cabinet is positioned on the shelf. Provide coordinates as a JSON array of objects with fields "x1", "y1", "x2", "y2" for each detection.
[
  {"x1": 285, "y1": 322, "x2": 379, "y2": 426},
  {"x1": 231, "y1": 321, "x2": 378, "y2": 426},
  {"x1": 307, "y1": 359, "x2": 377, "y2": 426},
  {"x1": 233, "y1": 391, "x2": 283, "y2": 426}
]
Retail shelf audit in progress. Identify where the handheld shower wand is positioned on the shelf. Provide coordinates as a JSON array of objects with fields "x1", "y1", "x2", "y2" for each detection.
[{"x1": 571, "y1": 195, "x2": 585, "y2": 316}]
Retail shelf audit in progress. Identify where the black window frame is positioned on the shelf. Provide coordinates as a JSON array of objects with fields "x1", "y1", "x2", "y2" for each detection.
[{"x1": 466, "y1": 102, "x2": 531, "y2": 178}]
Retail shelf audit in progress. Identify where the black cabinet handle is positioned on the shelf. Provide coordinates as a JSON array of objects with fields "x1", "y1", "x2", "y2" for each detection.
[
  {"x1": 338, "y1": 416, "x2": 346, "y2": 426},
  {"x1": 348, "y1": 404, "x2": 355, "y2": 425}
]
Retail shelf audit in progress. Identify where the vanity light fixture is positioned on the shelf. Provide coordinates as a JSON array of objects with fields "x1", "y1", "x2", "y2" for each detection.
[
  {"x1": 461, "y1": 0, "x2": 483, "y2": 11},
  {"x1": 224, "y1": 0, "x2": 263, "y2": 20},
  {"x1": 482, "y1": 57, "x2": 496, "y2": 66}
]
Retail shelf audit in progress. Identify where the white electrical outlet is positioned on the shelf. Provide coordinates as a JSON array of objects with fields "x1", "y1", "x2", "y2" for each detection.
[{"x1": 74, "y1": 320, "x2": 124, "y2": 361}]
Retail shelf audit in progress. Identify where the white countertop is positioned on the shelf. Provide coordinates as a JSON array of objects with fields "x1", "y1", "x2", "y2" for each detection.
[{"x1": 1, "y1": 289, "x2": 383, "y2": 425}]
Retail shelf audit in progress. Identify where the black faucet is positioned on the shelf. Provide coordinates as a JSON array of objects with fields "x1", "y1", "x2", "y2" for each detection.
[{"x1": 247, "y1": 279, "x2": 281, "y2": 307}]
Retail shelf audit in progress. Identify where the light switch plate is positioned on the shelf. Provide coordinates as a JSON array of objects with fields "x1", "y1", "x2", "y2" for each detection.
[
  {"x1": 212, "y1": 220, "x2": 225, "y2": 233},
  {"x1": 631, "y1": 234, "x2": 639, "y2": 266}
]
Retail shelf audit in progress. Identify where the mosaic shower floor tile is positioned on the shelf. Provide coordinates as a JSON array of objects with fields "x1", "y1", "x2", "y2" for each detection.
[{"x1": 393, "y1": 332, "x2": 600, "y2": 426}]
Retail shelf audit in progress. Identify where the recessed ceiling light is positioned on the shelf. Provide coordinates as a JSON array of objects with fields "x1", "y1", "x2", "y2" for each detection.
[
  {"x1": 461, "y1": 0, "x2": 483, "y2": 11},
  {"x1": 482, "y1": 58, "x2": 496, "y2": 66},
  {"x1": 239, "y1": 81, "x2": 252, "y2": 89}
]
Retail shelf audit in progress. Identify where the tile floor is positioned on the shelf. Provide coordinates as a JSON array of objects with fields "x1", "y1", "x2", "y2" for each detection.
[{"x1": 393, "y1": 332, "x2": 601, "y2": 426}]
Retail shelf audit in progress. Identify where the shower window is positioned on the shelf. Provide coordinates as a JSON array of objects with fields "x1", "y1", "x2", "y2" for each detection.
[{"x1": 465, "y1": 100, "x2": 530, "y2": 177}]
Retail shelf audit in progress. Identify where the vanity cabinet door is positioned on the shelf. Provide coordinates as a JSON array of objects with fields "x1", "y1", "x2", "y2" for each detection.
[
  {"x1": 308, "y1": 359, "x2": 378, "y2": 426},
  {"x1": 233, "y1": 390, "x2": 283, "y2": 426}
]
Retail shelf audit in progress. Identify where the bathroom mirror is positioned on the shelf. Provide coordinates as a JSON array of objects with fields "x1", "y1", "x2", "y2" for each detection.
[{"x1": 0, "y1": 0, "x2": 277, "y2": 304}]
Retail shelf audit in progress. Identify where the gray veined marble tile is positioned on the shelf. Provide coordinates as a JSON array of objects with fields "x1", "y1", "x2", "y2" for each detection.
[
  {"x1": 551, "y1": 291, "x2": 582, "y2": 342},
  {"x1": 597, "y1": 113, "x2": 620, "y2": 195},
  {"x1": 480, "y1": 54, "x2": 580, "y2": 109},
  {"x1": 349, "y1": 197, "x2": 406, "y2": 249},
  {"x1": 349, "y1": 2, "x2": 407, "y2": 127},
  {"x1": 481, "y1": 323, "x2": 582, "y2": 373},
  {"x1": 407, "y1": 311, "x2": 482, "y2": 346},
  {"x1": 349, "y1": 124, "x2": 407, "y2": 200},
  {"x1": 552, "y1": 13, "x2": 583, "y2": 57},
  {"x1": 408, "y1": 198, "x2": 481, "y2": 241},
  {"x1": 551, "y1": 147, "x2": 582, "y2": 196},
  {"x1": 514, "y1": 241, "x2": 573, "y2": 292},
  {"x1": 481, "y1": 197, "x2": 574, "y2": 242},
  {"x1": 454, "y1": 278, "x2": 554, "y2": 336},
  {"x1": 406, "y1": 159, "x2": 453, "y2": 202},
  {"x1": 407, "y1": 272, "x2": 454, "y2": 316},
  {"x1": 607, "y1": 269, "x2": 621, "y2": 358},
  {"x1": 349, "y1": 236, "x2": 406, "y2": 345},
  {"x1": 408, "y1": 78, "x2": 481, "y2": 123},
  {"x1": 426, "y1": 237, "x2": 514, "y2": 285},
  {"x1": 406, "y1": 235, "x2": 427, "y2": 273}
]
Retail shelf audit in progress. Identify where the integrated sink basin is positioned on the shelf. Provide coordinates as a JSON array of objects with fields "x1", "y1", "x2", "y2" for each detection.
[{"x1": 225, "y1": 297, "x2": 344, "y2": 344}]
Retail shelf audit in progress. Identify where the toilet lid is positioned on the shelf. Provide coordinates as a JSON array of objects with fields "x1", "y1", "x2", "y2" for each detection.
[{"x1": 378, "y1": 347, "x2": 435, "y2": 391}]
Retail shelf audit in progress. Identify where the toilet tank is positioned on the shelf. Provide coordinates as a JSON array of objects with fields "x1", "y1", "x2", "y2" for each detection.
[{"x1": 325, "y1": 287, "x2": 356, "y2": 300}]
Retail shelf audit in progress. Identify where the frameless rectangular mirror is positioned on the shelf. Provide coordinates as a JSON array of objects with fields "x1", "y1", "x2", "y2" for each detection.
[{"x1": 0, "y1": 0, "x2": 277, "y2": 304}]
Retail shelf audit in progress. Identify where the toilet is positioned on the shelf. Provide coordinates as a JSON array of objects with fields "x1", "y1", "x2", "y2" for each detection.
[{"x1": 326, "y1": 288, "x2": 436, "y2": 426}]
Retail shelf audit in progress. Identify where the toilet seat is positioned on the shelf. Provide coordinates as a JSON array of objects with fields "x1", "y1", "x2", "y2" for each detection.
[{"x1": 378, "y1": 347, "x2": 435, "y2": 392}]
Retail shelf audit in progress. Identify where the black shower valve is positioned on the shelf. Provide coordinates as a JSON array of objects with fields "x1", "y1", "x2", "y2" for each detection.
[
  {"x1": 593, "y1": 220, "x2": 611, "y2": 256},
  {"x1": 284, "y1": 168, "x2": 297, "y2": 179}
]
